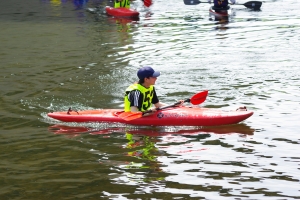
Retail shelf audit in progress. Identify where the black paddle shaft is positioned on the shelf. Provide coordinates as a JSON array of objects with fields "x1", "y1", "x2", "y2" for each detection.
[
  {"x1": 142, "y1": 99, "x2": 189, "y2": 115},
  {"x1": 183, "y1": 0, "x2": 262, "y2": 9}
]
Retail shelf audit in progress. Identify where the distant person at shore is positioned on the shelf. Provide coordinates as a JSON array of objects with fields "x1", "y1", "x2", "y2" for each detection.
[{"x1": 208, "y1": 0, "x2": 236, "y2": 10}]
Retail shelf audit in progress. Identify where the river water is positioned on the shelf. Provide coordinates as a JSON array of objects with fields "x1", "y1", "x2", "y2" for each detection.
[{"x1": 1, "y1": 0, "x2": 299, "y2": 199}]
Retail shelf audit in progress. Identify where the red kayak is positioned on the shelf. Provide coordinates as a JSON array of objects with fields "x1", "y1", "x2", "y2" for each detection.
[
  {"x1": 47, "y1": 106, "x2": 253, "y2": 127},
  {"x1": 105, "y1": 6, "x2": 139, "y2": 18}
]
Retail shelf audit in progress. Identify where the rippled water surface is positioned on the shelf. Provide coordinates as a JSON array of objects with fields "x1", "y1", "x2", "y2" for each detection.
[{"x1": 1, "y1": 0, "x2": 299, "y2": 199}]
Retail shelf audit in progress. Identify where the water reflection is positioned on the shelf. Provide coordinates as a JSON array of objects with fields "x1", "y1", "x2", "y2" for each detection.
[
  {"x1": 125, "y1": 132, "x2": 163, "y2": 175},
  {"x1": 48, "y1": 123, "x2": 255, "y2": 136},
  {"x1": 107, "y1": 16, "x2": 139, "y2": 33},
  {"x1": 73, "y1": 0, "x2": 89, "y2": 9},
  {"x1": 41, "y1": 0, "x2": 90, "y2": 9},
  {"x1": 40, "y1": 0, "x2": 91, "y2": 20},
  {"x1": 48, "y1": 123, "x2": 255, "y2": 184}
]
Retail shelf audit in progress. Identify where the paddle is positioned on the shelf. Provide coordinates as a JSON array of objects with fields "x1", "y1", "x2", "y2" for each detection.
[
  {"x1": 119, "y1": 90, "x2": 208, "y2": 121},
  {"x1": 143, "y1": 0, "x2": 152, "y2": 7},
  {"x1": 183, "y1": 0, "x2": 262, "y2": 9},
  {"x1": 235, "y1": 1, "x2": 262, "y2": 9}
]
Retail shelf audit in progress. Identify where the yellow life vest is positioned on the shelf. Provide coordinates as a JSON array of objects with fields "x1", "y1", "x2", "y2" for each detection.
[
  {"x1": 124, "y1": 84, "x2": 154, "y2": 112},
  {"x1": 114, "y1": 0, "x2": 130, "y2": 8}
]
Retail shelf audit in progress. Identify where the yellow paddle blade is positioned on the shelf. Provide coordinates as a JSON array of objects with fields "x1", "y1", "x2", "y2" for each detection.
[{"x1": 118, "y1": 112, "x2": 143, "y2": 121}]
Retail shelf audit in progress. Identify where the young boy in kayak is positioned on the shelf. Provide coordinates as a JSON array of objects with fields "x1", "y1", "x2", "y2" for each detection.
[
  {"x1": 124, "y1": 66, "x2": 183, "y2": 114},
  {"x1": 208, "y1": 0, "x2": 236, "y2": 10}
]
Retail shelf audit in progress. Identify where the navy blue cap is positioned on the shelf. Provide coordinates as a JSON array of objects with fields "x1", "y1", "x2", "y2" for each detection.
[{"x1": 137, "y1": 66, "x2": 160, "y2": 80}]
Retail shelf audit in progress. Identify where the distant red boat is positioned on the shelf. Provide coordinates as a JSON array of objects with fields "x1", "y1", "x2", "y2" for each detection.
[{"x1": 105, "y1": 6, "x2": 139, "y2": 18}]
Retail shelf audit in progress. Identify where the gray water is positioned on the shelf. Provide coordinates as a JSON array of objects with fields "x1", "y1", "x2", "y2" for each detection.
[{"x1": 1, "y1": 0, "x2": 299, "y2": 199}]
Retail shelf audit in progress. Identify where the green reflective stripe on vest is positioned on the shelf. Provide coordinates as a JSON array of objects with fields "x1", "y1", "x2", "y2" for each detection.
[
  {"x1": 114, "y1": 0, "x2": 130, "y2": 8},
  {"x1": 124, "y1": 84, "x2": 154, "y2": 112},
  {"x1": 114, "y1": 0, "x2": 120, "y2": 8}
]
